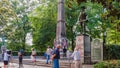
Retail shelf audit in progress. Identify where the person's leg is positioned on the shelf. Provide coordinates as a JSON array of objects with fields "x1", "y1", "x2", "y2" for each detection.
[
  {"x1": 4, "y1": 61, "x2": 6, "y2": 68},
  {"x1": 19, "y1": 57, "x2": 21, "y2": 68},
  {"x1": 78, "y1": 61, "x2": 81, "y2": 68},
  {"x1": 4, "y1": 61, "x2": 8, "y2": 68},
  {"x1": 33, "y1": 56, "x2": 36, "y2": 65},
  {"x1": 46, "y1": 55, "x2": 50, "y2": 64},
  {"x1": 4, "y1": 64, "x2": 6, "y2": 68},
  {"x1": 63, "y1": 53, "x2": 64, "y2": 57},
  {"x1": 64, "y1": 53, "x2": 66, "y2": 57},
  {"x1": 19, "y1": 57, "x2": 22, "y2": 68},
  {"x1": 74, "y1": 61, "x2": 79, "y2": 68},
  {"x1": 6, "y1": 61, "x2": 8, "y2": 68},
  {"x1": 48, "y1": 55, "x2": 50, "y2": 62},
  {"x1": 80, "y1": 61, "x2": 82, "y2": 68},
  {"x1": 75, "y1": 61, "x2": 80, "y2": 68},
  {"x1": 46, "y1": 55, "x2": 48, "y2": 64},
  {"x1": 53, "y1": 59, "x2": 55, "y2": 68},
  {"x1": 57, "y1": 59, "x2": 59, "y2": 68},
  {"x1": 53, "y1": 59, "x2": 59, "y2": 68}
]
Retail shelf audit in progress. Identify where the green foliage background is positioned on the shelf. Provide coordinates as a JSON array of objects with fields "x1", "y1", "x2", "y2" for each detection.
[{"x1": 0, "y1": 0, "x2": 119, "y2": 52}]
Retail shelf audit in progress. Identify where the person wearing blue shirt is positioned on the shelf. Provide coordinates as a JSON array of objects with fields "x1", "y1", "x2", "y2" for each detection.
[{"x1": 51, "y1": 45, "x2": 61, "y2": 68}]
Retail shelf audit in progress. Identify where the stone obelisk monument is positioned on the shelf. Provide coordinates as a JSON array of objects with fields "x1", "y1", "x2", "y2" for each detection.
[{"x1": 54, "y1": 0, "x2": 67, "y2": 48}]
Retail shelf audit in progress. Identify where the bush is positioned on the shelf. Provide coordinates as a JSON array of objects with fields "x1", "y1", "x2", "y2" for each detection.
[
  {"x1": 104, "y1": 44, "x2": 120, "y2": 60},
  {"x1": 94, "y1": 60, "x2": 120, "y2": 68},
  {"x1": 12, "y1": 51, "x2": 45, "y2": 56}
]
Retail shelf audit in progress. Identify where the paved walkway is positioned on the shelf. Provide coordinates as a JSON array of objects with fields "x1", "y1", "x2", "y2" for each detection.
[
  {"x1": 0, "y1": 62, "x2": 50, "y2": 68},
  {"x1": 0, "y1": 62, "x2": 93, "y2": 68},
  {"x1": 0, "y1": 56, "x2": 94, "y2": 68}
]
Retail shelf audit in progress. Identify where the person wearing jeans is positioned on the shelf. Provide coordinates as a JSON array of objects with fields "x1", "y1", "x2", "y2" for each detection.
[
  {"x1": 46, "y1": 46, "x2": 52, "y2": 64},
  {"x1": 46, "y1": 54, "x2": 50, "y2": 64},
  {"x1": 51, "y1": 45, "x2": 61, "y2": 68}
]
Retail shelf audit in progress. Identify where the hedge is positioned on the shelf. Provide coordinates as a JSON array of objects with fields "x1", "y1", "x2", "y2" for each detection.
[
  {"x1": 104, "y1": 45, "x2": 120, "y2": 60},
  {"x1": 94, "y1": 60, "x2": 120, "y2": 68}
]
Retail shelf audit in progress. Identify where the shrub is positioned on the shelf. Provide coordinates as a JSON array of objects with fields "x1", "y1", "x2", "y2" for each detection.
[
  {"x1": 94, "y1": 60, "x2": 120, "y2": 68},
  {"x1": 104, "y1": 44, "x2": 120, "y2": 60}
]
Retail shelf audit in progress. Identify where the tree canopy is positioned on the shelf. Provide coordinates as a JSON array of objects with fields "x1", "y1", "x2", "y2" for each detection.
[{"x1": 0, "y1": 0, "x2": 120, "y2": 51}]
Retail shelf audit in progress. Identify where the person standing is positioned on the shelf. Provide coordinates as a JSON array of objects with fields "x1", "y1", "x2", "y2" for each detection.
[
  {"x1": 71, "y1": 47, "x2": 82, "y2": 68},
  {"x1": 31, "y1": 48, "x2": 36, "y2": 64},
  {"x1": 7, "y1": 50, "x2": 12, "y2": 63},
  {"x1": 3, "y1": 51, "x2": 8, "y2": 68},
  {"x1": 51, "y1": 45, "x2": 61, "y2": 68},
  {"x1": 46, "y1": 46, "x2": 52, "y2": 64},
  {"x1": 67, "y1": 50, "x2": 71, "y2": 60},
  {"x1": 18, "y1": 50, "x2": 23, "y2": 68},
  {"x1": 63, "y1": 46, "x2": 67, "y2": 57}
]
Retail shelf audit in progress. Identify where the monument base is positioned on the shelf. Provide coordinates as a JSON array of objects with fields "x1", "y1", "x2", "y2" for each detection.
[{"x1": 76, "y1": 34, "x2": 91, "y2": 64}]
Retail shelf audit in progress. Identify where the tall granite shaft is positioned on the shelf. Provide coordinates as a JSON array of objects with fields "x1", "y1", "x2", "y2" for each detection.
[{"x1": 55, "y1": 0, "x2": 67, "y2": 47}]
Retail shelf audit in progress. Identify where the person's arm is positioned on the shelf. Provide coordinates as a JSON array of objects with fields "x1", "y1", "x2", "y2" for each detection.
[
  {"x1": 51, "y1": 49, "x2": 57, "y2": 60},
  {"x1": 51, "y1": 54, "x2": 56, "y2": 60},
  {"x1": 71, "y1": 52, "x2": 75, "y2": 58}
]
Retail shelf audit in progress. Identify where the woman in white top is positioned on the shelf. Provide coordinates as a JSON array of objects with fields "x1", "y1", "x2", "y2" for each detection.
[
  {"x1": 31, "y1": 48, "x2": 36, "y2": 64},
  {"x1": 71, "y1": 47, "x2": 82, "y2": 68}
]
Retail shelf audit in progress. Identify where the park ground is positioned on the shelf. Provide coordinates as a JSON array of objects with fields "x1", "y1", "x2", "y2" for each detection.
[{"x1": 0, "y1": 56, "x2": 93, "y2": 68}]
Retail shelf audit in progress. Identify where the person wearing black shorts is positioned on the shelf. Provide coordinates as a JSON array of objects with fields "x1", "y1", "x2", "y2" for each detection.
[
  {"x1": 3, "y1": 52, "x2": 8, "y2": 68},
  {"x1": 4, "y1": 61, "x2": 8, "y2": 65}
]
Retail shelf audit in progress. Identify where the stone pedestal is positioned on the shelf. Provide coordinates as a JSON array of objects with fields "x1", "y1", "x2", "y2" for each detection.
[{"x1": 76, "y1": 34, "x2": 91, "y2": 64}]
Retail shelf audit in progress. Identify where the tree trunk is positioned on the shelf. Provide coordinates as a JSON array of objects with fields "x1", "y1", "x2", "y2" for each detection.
[{"x1": 70, "y1": 26, "x2": 75, "y2": 51}]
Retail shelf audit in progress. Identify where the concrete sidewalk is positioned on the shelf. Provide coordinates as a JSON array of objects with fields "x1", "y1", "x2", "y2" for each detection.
[
  {"x1": 0, "y1": 56, "x2": 94, "y2": 68},
  {"x1": 0, "y1": 62, "x2": 93, "y2": 68},
  {"x1": 0, "y1": 62, "x2": 50, "y2": 68}
]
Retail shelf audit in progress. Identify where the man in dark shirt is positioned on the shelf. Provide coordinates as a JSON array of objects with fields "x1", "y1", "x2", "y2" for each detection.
[
  {"x1": 63, "y1": 46, "x2": 67, "y2": 57},
  {"x1": 18, "y1": 49, "x2": 24, "y2": 68},
  {"x1": 51, "y1": 45, "x2": 61, "y2": 68}
]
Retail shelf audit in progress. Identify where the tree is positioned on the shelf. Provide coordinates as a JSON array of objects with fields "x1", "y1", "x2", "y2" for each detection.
[
  {"x1": 66, "y1": 0, "x2": 120, "y2": 46},
  {"x1": 65, "y1": 0, "x2": 81, "y2": 51},
  {"x1": 29, "y1": 0, "x2": 57, "y2": 51},
  {"x1": 6, "y1": 0, "x2": 40, "y2": 51},
  {"x1": 65, "y1": 0, "x2": 104, "y2": 50},
  {"x1": 0, "y1": 0, "x2": 16, "y2": 37}
]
